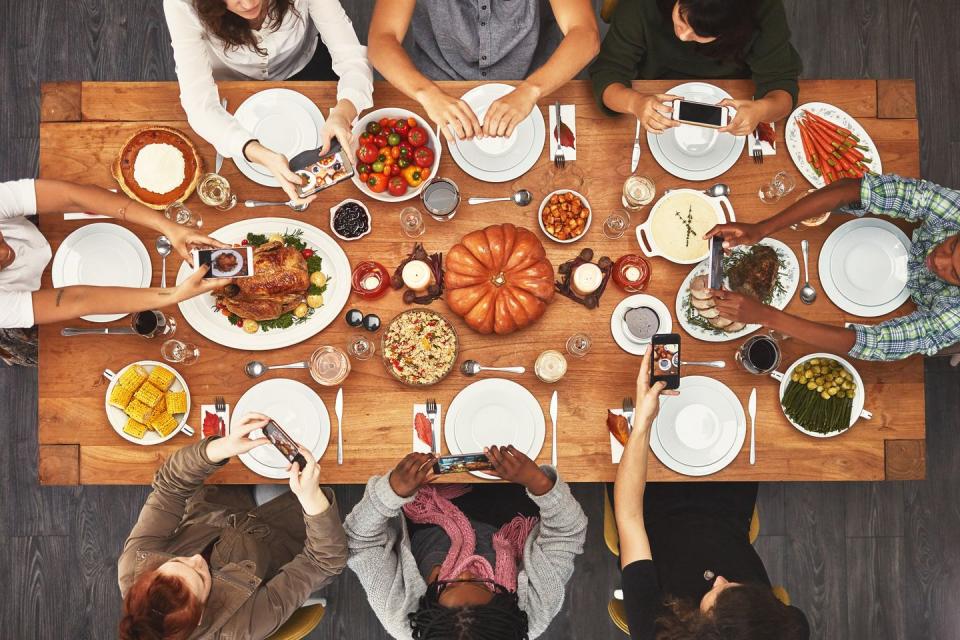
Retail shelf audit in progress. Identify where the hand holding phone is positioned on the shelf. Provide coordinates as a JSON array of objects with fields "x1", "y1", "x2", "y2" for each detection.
[
  {"x1": 263, "y1": 419, "x2": 308, "y2": 471},
  {"x1": 192, "y1": 246, "x2": 255, "y2": 279},
  {"x1": 485, "y1": 445, "x2": 554, "y2": 496},
  {"x1": 287, "y1": 447, "x2": 328, "y2": 516},
  {"x1": 672, "y1": 99, "x2": 729, "y2": 129},
  {"x1": 432, "y1": 453, "x2": 495, "y2": 475},
  {"x1": 390, "y1": 452, "x2": 437, "y2": 498},
  {"x1": 650, "y1": 333, "x2": 681, "y2": 390}
]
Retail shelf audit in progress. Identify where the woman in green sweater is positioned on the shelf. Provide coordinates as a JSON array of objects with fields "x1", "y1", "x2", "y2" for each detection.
[{"x1": 590, "y1": 0, "x2": 802, "y2": 135}]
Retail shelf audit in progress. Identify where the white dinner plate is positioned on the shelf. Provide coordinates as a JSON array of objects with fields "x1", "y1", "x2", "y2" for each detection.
[
  {"x1": 647, "y1": 82, "x2": 746, "y2": 182},
  {"x1": 103, "y1": 360, "x2": 191, "y2": 445},
  {"x1": 818, "y1": 218, "x2": 912, "y2": 317},
  {"x1": 610, "y1": 294, "x2": 673, "y2": 355},
  {"x1": 233, "y1": 89, "x2": 325, "y2": 187},
  {"x1": 446, "y1": 84, "x2": 546, "y2": 183},
  {"x1": 444, "y1": 378, "x2": 546, "y2": 479},
  {"x1": 233, "y1": 379, "x2": 330, "y2": 479},
  {"x1": 51, "y1": 222, "x2": 152, "y2": 322},
  {"x1": 676, "y1": 238, "x2": 800, "y2": 342},
  {"x1": 784, "y1": 101, "x2": 882, "y2": 189},
  {"x1": 175, "y1": 217, "x2": 351, "y2": 351},
  {"x1": 650, "y1": 376, "x2": 745, "y2": 476}
]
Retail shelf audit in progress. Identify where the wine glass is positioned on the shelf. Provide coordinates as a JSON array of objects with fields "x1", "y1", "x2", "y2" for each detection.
[
  {"x1": 400, "y1": 207, "x2": 426, "y2": 238},
  {"x1": 602, "y1": 209, "x2": 631, "y2": 240},
  {"x1": 347, "y1": 334, "x2": 375, "y2": 361},
  {"x1": 621, "y1": 175, "x2": 655, "y2": 210},
  {"x1": 161, "y1": 339, "x2": 200, "y2": 365},
  {"x1": 131, "y1": 310, "x2": 176, "y2": 339},
  {"x1": 164, "y1": 201, "x2": 203, "y2": 228},
  {"x1": 758, "y1": 171, "x2": 797, "y2": 204},
  {"x1": 565, "y1": 333, "x2": 592, "y2": 357},
  {"x1": 196, "y1": 173, "x2": 237, "y2": 211}
]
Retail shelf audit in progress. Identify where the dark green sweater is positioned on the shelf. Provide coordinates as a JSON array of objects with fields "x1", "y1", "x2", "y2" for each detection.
[{"x1": 589, "y1": 0, "x2": 802, "y2": 113}]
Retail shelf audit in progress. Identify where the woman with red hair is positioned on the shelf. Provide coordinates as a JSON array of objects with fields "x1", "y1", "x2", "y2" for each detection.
[{"x1": 118, "y1": 413, "x2": 347, "y2": 639}]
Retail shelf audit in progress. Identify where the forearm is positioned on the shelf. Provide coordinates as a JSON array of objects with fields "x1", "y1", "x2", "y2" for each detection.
[
  {"x1": 757, "y1": 178, "x2": 862, "y2": 236},
  {"x1": 35, "y1": 180, "x2": 178, "y2": 237},
  {"x1": 762, "y1": 308, "x2": 857, "y2": 353},
  {"x1": 330, "y1": 98, "x2": 358, "y2": 124},
  {"x1": 755, "y1": 90, "x2": 793, "y2": 123},
  {"x1": 523, "y1": 25, "x2": 600, "y2": 101},
  {"x1": 601, "y1": 83, "x2": 643, "y2": 116},
  {"x1": 614, "y1": 426, "x2": 652, "y2": 567},
  {"x1": 32, "y1": 285, "x2": 183, "y2": 325}
]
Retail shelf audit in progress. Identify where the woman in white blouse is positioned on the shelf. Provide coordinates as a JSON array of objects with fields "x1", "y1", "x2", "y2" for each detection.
[
  {"x1": 0, "y1": 179, "x2": 226, "y2": 334},
  {"x1": 164, "y1": 0, "x2": 374, "y2": 205}
]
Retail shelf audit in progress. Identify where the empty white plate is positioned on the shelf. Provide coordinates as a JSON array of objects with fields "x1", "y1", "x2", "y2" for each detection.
[
  {"x1": 647, "y1": 82, "x2": 745, "y2": 182},
  {"x1": 445, "y1": 378, "x2": 545, "y2": 479},
  {"x1": 650, "y1": 376, "x2": 745, "y2": 476},
  {"x1": 51, "y1": 223, "x2": 152, "y2": 322},
  {"x1": 233, "y1": 378, "x2": 330, "y2": 479},
  {"x1": 819, "y1": 218, "x2": 912, "y2": 317},
  {"x1": 233, "y1": 88, "x2": 325, "y2": 187}
]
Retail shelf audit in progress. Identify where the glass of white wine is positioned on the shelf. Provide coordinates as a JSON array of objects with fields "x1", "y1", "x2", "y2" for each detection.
[{"x1": 197, "y1": 173, "x2": 237, "y2": 211}]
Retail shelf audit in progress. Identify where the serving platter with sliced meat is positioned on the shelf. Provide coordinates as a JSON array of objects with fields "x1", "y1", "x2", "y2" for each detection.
[{"x1": 675, "y1": 238, "x2": 799, "y2": 342}]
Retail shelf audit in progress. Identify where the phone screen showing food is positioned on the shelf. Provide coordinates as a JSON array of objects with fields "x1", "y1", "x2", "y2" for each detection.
[
  {"x1": 678, "y1": 100, "x2": 724, "y2": 127},
  {"x1": 708, "y1": 236, "x2": 724, "y2": 290},
  {"x1": 432, "y1": 453, "x2": 495, "y2": 474},
  {"x1": 651, "y1": 333, "x2": 681, "y2": 390},
  {"x1": 194, "y1": 246, "x2": 254, "y2": 279},
  {"x1": 263, "y1": 420, "x2": 308, "y2": 470}
]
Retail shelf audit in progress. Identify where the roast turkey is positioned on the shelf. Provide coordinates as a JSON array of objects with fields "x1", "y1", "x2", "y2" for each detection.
[{"x1": 215, "y1": 241, "x2": 309, "y2": 321}]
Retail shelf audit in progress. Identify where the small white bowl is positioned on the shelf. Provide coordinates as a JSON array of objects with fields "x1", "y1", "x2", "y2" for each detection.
[
  {"x1": 537, "y1": 189, "x2": 592, "y2": 243},
  {"x1": 329, "y1": 198, "x2": 372, "y2": 242}
]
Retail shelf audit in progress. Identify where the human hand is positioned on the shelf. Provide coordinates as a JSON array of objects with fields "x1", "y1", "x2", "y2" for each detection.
[
  {"x1": 485, "y1": 445, "x2": 553, "y2": 495},
  {"x1": 418, "y1": 86, "x2": 482, "y2": 142},
  {"x1": 173, "y1": 265, "x2": 231, "y2": 302},
  {"x1": 289, "y1": 447, "x2": 329, "y2": 516},
  {"x1": 165, "y1": 227, "x2": 228, "y2": 264},
  {"x1": 718, "y1": 99, "x2": 763, "y2": 136},
  {"x1": 482, "y1": 84, "x2": 538, "y2": 138},
  {"x1": 243, "y1": 142, "x2": 318, "y2": 208},
  {"x1": 630, "y1": 93, "x2": 680, "y2": 134},
  {"x1": 703, "y1": 222, "x2": 764, "y2": 251},
  {"x1": 710, "y1": 289, "x2": 770, "y2": 324},
  {"x1": 388, "y1": 452, "x2": 436, "y2": 498},
  {"x1": 205, "y1": 412, "x2": 270, "y2": 463},
  {"x1": 634, "y1": 345, "x2": 678, "y2": 434},
  {"x1": 319, "y1": 107, "x2": 354, "y2": 155}
]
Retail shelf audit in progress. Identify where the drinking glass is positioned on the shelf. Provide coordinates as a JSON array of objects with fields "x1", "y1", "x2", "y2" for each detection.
[
  {"x1": 309, "y1": 345, "x2": 351, "y2": 386},
  {"x1": 565, "y1": 333, "x2": 592, "y2": 357},
  {"x1": 196, "y1": 173, "x2": 237, "y2": 211},
  {"x1": 534, "y1": 350, "x2": 568, "y2": 383},
  {"x1": 758, "y1": 171, "x2": 797, "y2": 204},
  {"x1": 420, "y1": 177, "x2": 460, "y2": 222},
  {"x1": 735, "y1": 334, "x2": 782, "y2": 374},
  {"x1": 346, "y1": 334, "x2": 376, "y2": 361},
  {"x1": 131, "y1": 310, "x2": 176, "y2": 339},
  {"x1": 621, "y1": 175, "x2": 656, "y2": 210},
  {"x1": 400, "y1": 207, "x2": 426, "y2": 238},
  {"x1": 602, "y1": 209, "x2": 631, "y2": 240},
  {"x1": 161, "y1": 339, "x2": 200, "y2": 365},
  {"x1": 164, "y1": 201, "x2": 203, "y2": 228}
]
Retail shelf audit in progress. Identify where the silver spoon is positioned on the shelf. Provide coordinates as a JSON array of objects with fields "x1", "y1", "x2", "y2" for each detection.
[
  {"x1": 680, "y1": 360, "x2": 727, "y2": 369},
  {"x1": 244, "y1": 199, "x2": 309, "y2": 212},
  {"x1": 800, "y1": 239, "x2": 817, "y2": 304},
  {"x1": 155, "y1": 235, "x2": 173, "y2": 288},
  {"x1": 467, "y1": 189, "x2": 532, "y2": 206},
  {"x1": 244, "y1": 360, "x2": 308, "y2": 378},
  {"x1": 460, "y1": 359, "x2": 526, "y2": 376},
  {"x1": 704, "y1": 183, "x2": 730, "y2": 198}
]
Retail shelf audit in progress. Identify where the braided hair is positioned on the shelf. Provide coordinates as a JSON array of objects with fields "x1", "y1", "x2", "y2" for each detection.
[{"x1": 408, "y1": 582, "x2": 529, "y2": 640}]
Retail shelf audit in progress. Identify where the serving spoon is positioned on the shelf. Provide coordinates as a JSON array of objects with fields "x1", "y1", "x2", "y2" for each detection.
[
  {"x1": 244, "y1": 199, "x2": 309, "y2": 212},
  {"x1": 703, "y1": 183, "x2": 730, "y2": 198},
  {"x1": 467, "y1": 189, "x2": 532, "y2": 207},
  {"x1": 244, "y1": 360, "x2": 308, "y2": 378},
  {"x1": 460, "y1": 359, "x2": 526, "y2": 376},
  {"x1": 155, "y1": 236, "x2": 172, "y2": 288},
  {"x1": 800, "y1": 239, "x2": 817, "y2": 304}
]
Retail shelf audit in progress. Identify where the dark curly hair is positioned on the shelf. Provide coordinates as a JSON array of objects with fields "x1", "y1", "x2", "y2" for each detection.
[
  {"x1": 657, "y1": 0, "x2": 760, "y2": 59},
  {"x1": 192, "y1": 0, "x2": 300, "y2": 56},
  {"x1": 408, "y1": 582, "x2": 530, "y2": 640},
  {"x1": 655, "y1": 583, "x2": 810, "y2": 640},
  {"x1": 118, "y1": 571, "x2": 204, "y2": 640}
]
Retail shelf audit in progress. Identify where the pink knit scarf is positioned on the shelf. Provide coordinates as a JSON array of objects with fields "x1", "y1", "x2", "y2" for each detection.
[{"x1": 402, "y1": 484, "x2": 538, "y2": 592}]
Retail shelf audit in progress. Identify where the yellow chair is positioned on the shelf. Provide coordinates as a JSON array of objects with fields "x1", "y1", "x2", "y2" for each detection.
[
  {"x1": 608, "y1": 597, "x2": 631, "y2": 635},
  {"x1": 772, "y1": 586, "x2": 791, "y2": 606},
  {"x1": 266, "y1": 604, "x2": 326, "y2": 640},
  {"x1": 603, "y1": 488, "x2": 621, "y2": 557},
  {"x1": 601, "y1": 0, "x2": 620, "y2": 23}
]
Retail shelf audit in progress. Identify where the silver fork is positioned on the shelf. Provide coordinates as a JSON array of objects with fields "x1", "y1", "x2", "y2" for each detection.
[
  {"x1": 752, "y1": 131, "x2": 764, "y2": 165},
  {"x1": 553, "y1": 101, "x2": 565, "y2": 169},
  {"x1": 622, "y1": 397, "x2": 635, "y2": 433},
  {"x1": 426, "y1": 398, "x2": 439, "y2": 455},
  {"x1": 215, "y1": 396, "x2": 226, "y2": 414}
]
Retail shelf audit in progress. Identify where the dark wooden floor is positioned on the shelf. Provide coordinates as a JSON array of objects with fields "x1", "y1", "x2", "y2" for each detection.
[{"x1": 1, "y1": 1, "x2": 958, "y2": 638}]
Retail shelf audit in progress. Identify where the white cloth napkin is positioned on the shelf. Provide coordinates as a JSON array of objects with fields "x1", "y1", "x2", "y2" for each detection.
[
  {"x1": 548, "y1": 104, "x2": 577, "y2": 161},
  {"x1": 745, "y1": 122, "x2": 777, "y2": 157},
  {"x1": 412, "y1": 402, "x2": 442, "y2": 453},
  {"x1": 200, "y1": 403, "x2": 230, "y2": 439}
]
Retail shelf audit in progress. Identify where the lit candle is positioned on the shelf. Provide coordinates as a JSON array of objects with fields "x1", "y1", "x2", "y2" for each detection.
[
  {"x1": 624, "y1": 265, "x2": 642, "y2": 282},
  {"x1": 362, "y1": 274, "x2": 381, "y2": 291},
  {"x1": 571, "y1": 263, "x2": 603, "y2": 296},
  {"x1": 401, "y1": 260, "x2": 432, "y2": 293}
]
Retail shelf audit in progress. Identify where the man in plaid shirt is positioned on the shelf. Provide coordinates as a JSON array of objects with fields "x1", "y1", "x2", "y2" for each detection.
[{"x1": 704, "y1": 173, "x2": 960, "y2": 361}]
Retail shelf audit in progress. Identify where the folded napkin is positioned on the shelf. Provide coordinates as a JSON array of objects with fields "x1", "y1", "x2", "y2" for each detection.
[
  {"x1": 745, "y1": 122, "x2": 777, "y2": 157},
  {"x1": 200, "y1": 403, "x2": 230, "y2": 439},
  {"x1": 549, "y1": 104, "x2": 577, "y2": 161},
  {"x1": 412, "y1": 402, "x2": 443, "y2": 454}
]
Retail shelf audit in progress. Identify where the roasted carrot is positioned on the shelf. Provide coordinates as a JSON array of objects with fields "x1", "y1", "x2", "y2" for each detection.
[
  {"x1": 804, "y1": 116, "x2": 856, "y2": 147},
  {"x1": 797, "y1": 121, "x2": 817, "y2": 166},
  {"x1": 803, "y1": 110, "x2": 860, "y2": 142}
]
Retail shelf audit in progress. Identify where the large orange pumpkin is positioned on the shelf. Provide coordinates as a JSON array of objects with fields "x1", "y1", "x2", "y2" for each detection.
[{"x1": 445, "y1": 223, "x2": 555, "y2": 335}]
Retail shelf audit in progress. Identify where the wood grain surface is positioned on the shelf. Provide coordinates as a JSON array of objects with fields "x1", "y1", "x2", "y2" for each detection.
[{"x1": 37, "y1": 79, "x2": 924, "y2": 484}]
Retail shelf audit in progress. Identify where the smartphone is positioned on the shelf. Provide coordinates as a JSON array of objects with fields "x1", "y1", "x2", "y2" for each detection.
[
  {"x1": 263, "y1": 419, "x2": 308, "y2": 471},
  {"x1": 192, "y1": 246, "x2": 254, "y2": 279},
  {"x1": 650, "y1": 333, "x2": 681, "y2": 390},
  {"x1": 708, "y1": 236, "x2": 724, "y2": 290},
  {"x1": 288, "y1": 140, "x2": 355, "y2": 199},
  {"x1": 672, "y1": 99, "x2": 729, "y2": 128},
  {"x1": 432, "y1": 453, "x2": 495, "y2": 475}
]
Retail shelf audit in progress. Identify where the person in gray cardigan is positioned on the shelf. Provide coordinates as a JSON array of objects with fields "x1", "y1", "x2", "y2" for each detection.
[{"x1": 344, "y1": 446, "x2": 588, "y2": 639}]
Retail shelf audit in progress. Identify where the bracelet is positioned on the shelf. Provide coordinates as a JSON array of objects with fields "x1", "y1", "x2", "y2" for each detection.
[{"x1": 242, "y1": 138, "x2": 259, "y2": 162}]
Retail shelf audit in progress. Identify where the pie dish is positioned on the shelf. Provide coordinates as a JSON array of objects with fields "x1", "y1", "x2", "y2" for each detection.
[{"x1": 112, "y1": 126, "x2": 202, "y2": 209}]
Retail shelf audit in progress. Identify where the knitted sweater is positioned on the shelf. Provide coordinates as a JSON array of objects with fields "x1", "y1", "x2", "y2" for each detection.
[{"x1": 344, "y1": 467, "x2": 587, "y2": 639}]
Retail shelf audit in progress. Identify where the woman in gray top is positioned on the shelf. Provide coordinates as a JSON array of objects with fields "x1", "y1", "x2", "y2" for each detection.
[
  {"x1": 344, "y1": 446, "x2": 587, "y2": 639},
  {"x1": 367, "y1": 0, "x2": 599, "y2": 142}
]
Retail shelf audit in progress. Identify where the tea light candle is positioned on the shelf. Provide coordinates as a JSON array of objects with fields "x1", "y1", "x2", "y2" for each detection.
[
  {"x1": 361, "y1": 273, "x2": 382, "y2": 291},
  {"x1": 624, "y1": 265, "x2": 642, "y2": 282},
  {"x1": 571, "y1": 263, "x2": 603, "y2": 296},
  {"x1": 401, "y1": 260, "x2": 433, "y2": 293}
]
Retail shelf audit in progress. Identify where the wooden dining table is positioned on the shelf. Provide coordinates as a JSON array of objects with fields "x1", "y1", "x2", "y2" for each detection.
[{"x1": 35, "y1": 78, "x2": 925, "y2": 485}]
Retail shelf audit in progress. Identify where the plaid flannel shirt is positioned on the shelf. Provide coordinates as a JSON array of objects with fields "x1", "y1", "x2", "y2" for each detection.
[{"x1": 839, "y1": 173, "x2": 960, "y2": 360}]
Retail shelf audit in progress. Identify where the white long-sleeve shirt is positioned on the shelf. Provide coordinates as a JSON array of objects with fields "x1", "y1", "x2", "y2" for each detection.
[{"x1": 163, "y1": 0, "x2": 374, "y2": 159}]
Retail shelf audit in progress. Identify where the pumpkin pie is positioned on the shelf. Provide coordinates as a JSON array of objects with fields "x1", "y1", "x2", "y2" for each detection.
[{"x1": 112, "y1": 126, "x2": 202, "y2": 210}]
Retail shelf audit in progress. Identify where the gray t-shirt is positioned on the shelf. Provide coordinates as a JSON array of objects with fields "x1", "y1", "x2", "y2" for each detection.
[
  {"x1": 410, "y1": 519, "x2": 499, "y2": 579},
  {"x1": 409, "y1": 0, "x2": 562, "y2": 80}
]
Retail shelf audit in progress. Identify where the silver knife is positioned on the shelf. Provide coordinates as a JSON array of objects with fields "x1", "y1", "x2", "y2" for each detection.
[
  {"x1": 630, "y1": 119, "x2": 642, "y2": 172},
  {"x1": 62, "y1": 327, "x2": 136, "y2": 336},
  {"x1": 553, "y1": 101, "x2": 561, "y2": 153},
  {"x1": 549, "y1": 391, "x2": 558, "y2": 467},
  {"x1": 215, "y1": 97, "x2": 227, "y2": 173},
  {"x1": 748, "y1": 388, "x2": 757, "y2": 465},
  {"x1": 335, "y1": 387, "x2": 344, "y2": 465}
]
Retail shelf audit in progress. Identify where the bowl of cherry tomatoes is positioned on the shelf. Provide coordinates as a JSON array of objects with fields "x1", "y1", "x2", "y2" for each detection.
[{"x1": 351, "y1": 108, "x2": 441, "y2": 203}]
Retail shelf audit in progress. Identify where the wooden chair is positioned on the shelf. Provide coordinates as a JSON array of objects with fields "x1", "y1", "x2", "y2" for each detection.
[
  {"x1": 265, "y1": 603, "x2": 326, "y2": 640},
  {"x1": 601, "y1": 0, "x2": 620, "y2": 23}
]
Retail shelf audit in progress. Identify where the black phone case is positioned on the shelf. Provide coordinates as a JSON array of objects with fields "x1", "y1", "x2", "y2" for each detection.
[
  {"x1": 288, "y1": 140, "x2": 354, "y2": 198},
  {"x1": 264, "y1": 422, "x2": 308, "y2": 470}
]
